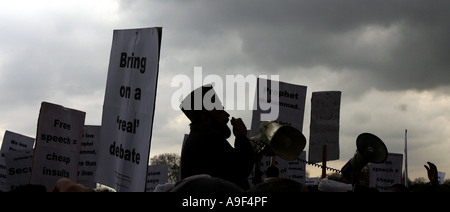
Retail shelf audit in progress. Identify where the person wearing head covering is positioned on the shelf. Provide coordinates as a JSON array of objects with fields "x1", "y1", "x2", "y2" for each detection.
[{"x1": 179, "y1": 84, "x2": 255, "y2": 190}]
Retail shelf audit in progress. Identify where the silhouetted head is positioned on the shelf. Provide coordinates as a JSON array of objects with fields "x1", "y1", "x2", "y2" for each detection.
[
  {"x1": 170, "y1": 175, "x2": 244, "y2": 192},
  {"x1": 180, "y1": 84, "x2": 231, "y2": 138},
  {"x1": 248, "y1": 177, "x2": 308, "y2": 192}
]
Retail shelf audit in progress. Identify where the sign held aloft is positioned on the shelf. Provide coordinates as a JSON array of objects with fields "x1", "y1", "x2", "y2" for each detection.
[
  {"x1": 95, "y1": 27, "x2": 162, "y2": 192},
  {"x1": 30, "y1": 102, "x2": 86, "y2": 191},
  {"x1": 308, "y1": 91, "x2": 341, "y2": 163}
]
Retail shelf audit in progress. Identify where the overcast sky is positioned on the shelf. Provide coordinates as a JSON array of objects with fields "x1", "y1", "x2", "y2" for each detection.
[{"x1": 0, "y1": 0, "x2": 449, "y2": 181}]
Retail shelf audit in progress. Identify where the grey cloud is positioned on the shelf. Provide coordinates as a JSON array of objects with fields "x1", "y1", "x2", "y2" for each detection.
[
  {"x1": 126, "y1": 0, "x2": 450, "y2": 93},
  {"x1": 1, "y1": 1, "x2": 449, "y2": 180},
  {"x1": 0, "y1": 15, "x2": 111, "y2": 107}
]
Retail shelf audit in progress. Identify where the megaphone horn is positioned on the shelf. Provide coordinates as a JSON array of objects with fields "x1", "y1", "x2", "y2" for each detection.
[
  {"x1": 341, "y1": 133, "x2": 388, "y2": 182},
  {"x1": 250, "y1": 121, "x2": 306, "y2": 161}
]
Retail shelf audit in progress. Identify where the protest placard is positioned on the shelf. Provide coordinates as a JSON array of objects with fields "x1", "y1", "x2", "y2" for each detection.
[
  {"x1": 95, "y1": 27, "x2": 162, "y2": 191},
  {"x1": 369, "y1": 153, "x2": 403, "y2": 192},
  {"x1": 0, "y1": 130, "x2": 35, "y2": 191},
  {"x1": 249, "y1": 78, "x2": 307, "y2": 184},
  {"x1": 77, "y1": 125, "x2": 100, "y2": 188},
  {"x1": 308, "y1": 91, "x2": 341, "y2": 163},
  {"x1": 249, "y1": 152, "x2": 307, "y2": 184},
  {"x1": 30, "y1": 102, "x2": 86, "y2": 191},
  {"x1": 146, "y1": 164, "x2": 169, "y2": 192},
  {"x1": 305, "y1": 177, "x2": 319, "y2": 186},
  {"x1": 0, "y1": 131, "x2": 35, "y2": 157},
  {"x1": 249, "y1": 78, "x2": 307, "y2": 137},
  {"x1": 5, "y1": 149, "x2": 33, "y2": 191}
]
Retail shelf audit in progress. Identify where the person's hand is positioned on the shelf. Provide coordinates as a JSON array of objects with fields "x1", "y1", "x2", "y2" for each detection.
[
  {"x1": 230, "y1": 117, "x2": 247, "y2": 137},
  {"x1": 424, "y1": 161, "x2": 439, "y2": 186}
]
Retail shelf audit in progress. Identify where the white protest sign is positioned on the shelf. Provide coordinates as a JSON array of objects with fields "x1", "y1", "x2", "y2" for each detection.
[
  {"x1": 308, "y1": 91, "x2": 341, "y2": 163},
  {"x1": 77, "y1": 125, "x2": 100, "y2": 189},
  {"x1": 369, "y1": 153, "x2": 403, "y2": 192},
  {"x1": 95, "y1": 27, "x2": 162, "y2": 192},
  {"x1": 250, "y1": 78, "x2": 307, "y2": 137},
  {"x1": 5, "y1": 149, "x2": 33, "y2": 191},
  {"x1": 249, "y1": 78, "x2": 307, "y2": 185},
  {"x1": 0, "y1": 131, "x2": 35, "y2": 157},
  {"x1": 0, "y1": 130, "x2": 35, "y2": 191},
  {"x1": 283, "y1": 151, "x2": 307, "y2": 184},
  {"x1": 305, "y1": 177, "x2": 319, "y2": 186},
  {"x1": 30, "y1": 102, "x2": 86, "y2": 191},
  {"x1": 249, "y1": 151, "x2": 307, "y2": 184},
  {"x1": 145, "y1": 164, "x2": 169, "y2": 192}
]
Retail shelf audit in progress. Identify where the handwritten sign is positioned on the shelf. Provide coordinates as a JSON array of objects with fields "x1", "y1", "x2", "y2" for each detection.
[
  {"x1": 305, "y1": 177, "x2": 319, "y2": 186},
  {"x1": 369, "y1": 153, "x2": 403, "y2": 192},
  {"x1": 95, "y1": 27, "x2": 162, "y2": 192},
  {"x1": 5, "y1": 149, "x2": 33, "y2": 191},
  {"x1": 249, "y1": 152, "x2": 307, "y2": 184},
  {"x1": 145, "y1": 164, "x2": 169, "y2": 192},
  {"x1": 0, "y1": 131, "x2": 35, "y2": 191},
  {"x1": 77, "y1": 125, "x2": 100, "y2": 188},
  {"x1": 30, "y1": 102, "x2": 86, "y2": 191},
  {"x1": 250, "y1": 78, "x2": 307, "y2": 136},
  {"x1": 308, "y1": 91, "x2": 341, "y2": 163},
  {"x1": 0, "y1": 131, "x2": 35, "y2": 157},
  {"x1": 249, "y1": 79, "x2": 307, "y2": 184}
]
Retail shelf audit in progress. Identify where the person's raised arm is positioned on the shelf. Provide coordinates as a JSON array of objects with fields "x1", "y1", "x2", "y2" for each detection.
[{"x1": 424, "y1": 161, "x2": 439, "y2": 186}]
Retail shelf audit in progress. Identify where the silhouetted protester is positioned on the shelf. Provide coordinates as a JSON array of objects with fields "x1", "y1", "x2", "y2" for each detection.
[
  {"x1": 170, "y1": 174, "x2": 244, "y2": 192},
  {"x1": 265, "y1": 165, "x2": 279, "y2": 178},
  {"x1": 179, "y1": 84, "x2": 255, "y2": 190},
  {"x1": 247, "y1": 177, "x2": 308, "y2": 192},
  {"x1": 411, "y1": 161, "x2": 450, "y2": 192},
  {"x1": 424, "y1": 161, "x2": 439, "y2": 186}
]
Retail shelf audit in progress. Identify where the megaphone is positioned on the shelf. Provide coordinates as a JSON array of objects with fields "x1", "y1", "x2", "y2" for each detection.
[
  {"x1": 250, "y1": 121, "x2": 306, "y2": 161},
  {"x1": 341, "y1": 133, "x2": 388, "y2": 183}
]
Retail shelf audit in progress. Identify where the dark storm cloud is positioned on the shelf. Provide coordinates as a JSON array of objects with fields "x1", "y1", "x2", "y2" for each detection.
[
  {"x1": 116, "y1": 1, "x2": 450, "y2": 178},
  {"x1": 1, "y1": 1, "x2": 448, "y2": 180},
  {"x1": 124, "y1": 0, "x2": 449, "y2": 92}
]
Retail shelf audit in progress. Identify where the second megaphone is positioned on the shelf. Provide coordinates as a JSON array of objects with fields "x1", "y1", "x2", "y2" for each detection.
[
  {"x1": 341, "y1": 133, "x2": 388, "y2": 181},
  {"x1": 250, "y1": 121, "x2": 306, "y2": 161}
]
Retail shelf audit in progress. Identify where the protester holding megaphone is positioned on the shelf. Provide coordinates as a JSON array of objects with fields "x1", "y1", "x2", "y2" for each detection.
[{"x1": 179, "y1": 85, "x2": 255, "y2": 190}]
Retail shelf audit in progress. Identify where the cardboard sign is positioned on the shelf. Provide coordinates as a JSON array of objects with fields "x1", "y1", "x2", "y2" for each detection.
[
  {"x1": 248, "y1": 78, "x2": 307, "y2": 185},
  {"x1": 30, "y1": 102, "x2": 86, "y2": 191},
  {"x1": 0, "y1": 131, "x2": 35, "y2": 191},
  {"x1": 5, "y1": 149, "x2": 33, "y2": 191},
  {"x1": 305, "y1": 177, "x2": 319, "y2": 186},
  {"x1": 308, "y1": 91, "x2": 341, "y2": 163},
  {"x1": 0, "y1": 131, "x2": 35, "y2": 157},
  {"x1": 77, "y1": 125, "x2": 100, "y2": 188},
  {"x1": 249, "y1": 152, "x2": 307, "y2": 185},
  {"x1": 145, "y1": 164, "x2": 169, "y2": 192},
  {"x1": 369, "y1": 153, "x2": 403, "y2": 192},
  {"x1": 95, "y1": 27, "x2": 162, "y2": 191},
  {"x1": 249, "y1": 78, "x2": 307, "y2": 137}
]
